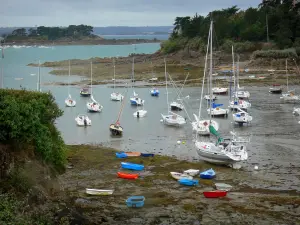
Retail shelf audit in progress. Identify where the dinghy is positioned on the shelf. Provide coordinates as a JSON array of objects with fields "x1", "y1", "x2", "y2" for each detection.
[
  {"x1": 126, "y1": 196, "x2": 145, "y2": 208},
  {"x1": 121, "y1": 162, "x2": 144, "y2": 171},
  {"x1": 85, "y1": 188, "x2": 114, "y2": 195},
  {"x1": 75, "y1": 114, "x2": 91, "y2": 126},
  {"x1": 141, "y1": 153, "x2": 155, "y2": 157},
  {"x1": 116, "y1": 152, "x2": 128, "y2": 158},
  {"x1": 200, "y1": 168, "x2": 216, "y2": 179},
  {"x1": 183, "y1": 169, "x2": 200, "y2": 177},
  {"x1": 203, "y1": 190, "x2": 227, "y2": 198},
  {"x1": 170, "y1": 172, "x2": 193, "y2": 180},
  {"x1": 150, "y1": 88, "x2": 160, "y2": 96},
  {"x1": 117, "y1": 172, "x2": 139, "y2": 180},
  {"x1": 125, "y1": 152, "x2": 141, "y2": 157},
  {"x1": 80, "y1": 86, "x2": 91, "y2": 97},
  {"x1": 214, "y1": 183, "x2": 233, "y2": 191},
  {"x1": 178, "y1": 178, "x2": 199, "y2": 186}
]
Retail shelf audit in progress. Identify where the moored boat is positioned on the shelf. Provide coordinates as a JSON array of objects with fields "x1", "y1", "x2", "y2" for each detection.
[
  {"x1": 269, "y1": 84, "x2": 282, "y2": 94},
  {"x1": 85, "y1": 188, "x2": 114, "y2": 195},
  {"x1": 117, "y1": 172, "x2": 139, "y2": 180},
  {"x1": 183, "y1": 169, "x2": 200, "y2": 177},
  {"x1": 200, "y1": 168, "x2": 216, "y2": 179},
  {"x1": 110, "y1": 123, "x2": 123, "y2": 136},
  {"x1": 170, "y1": 172, "x2": 193, "y2": 180},
  {"x1": 203, "y1": 190, "x2": 227, "y2": 198},
  {"x1": 75, "y1": 114, "x2": 91, "y2": 126},
  {"x1": 178, "y1": 178, "x2": 199, "y2": 186},
  {"x1": 214, "y1": 183, "x2": 233, "y2": 191},
  {"x1": 121, "y1": 162, "x2": 144, "y2": 171}
]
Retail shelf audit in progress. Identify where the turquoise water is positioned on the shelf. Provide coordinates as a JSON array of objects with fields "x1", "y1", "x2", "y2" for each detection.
[
  {"x1": 0, "y1": 43, "x2": 160, "y2": 90},
  {"x1": 99, "y1": 34, "x2": 169, "y2": 40}
]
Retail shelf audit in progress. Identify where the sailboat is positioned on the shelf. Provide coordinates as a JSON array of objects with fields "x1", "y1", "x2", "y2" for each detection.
[
  {"x1": 86, "y1": 62, "x2": 103, "y2": 112},
  {"x1": 195, "y1": 20, "x2": 249, "y2": 166},
  {"x1": 229, "y1": 51, "x2": 251, "y2": 111},
  {"x1": 111, "y1": 58, "x2": 124, "y2": 101},
  {"x1": 169, "y1": 72, "x2": 188, "y2": 111},
  {"x1": 233, "y1": 57, "x2": 250, "y2": 99},
  {"x1": 65, "y1": 60, "x2": 76, "y2": 107},
  {"x1": 110, "y1": 88, "x2": 127, "y2": 136},
  {"x1": 280, "y1": 59, "x2": 299, "y2": 102},
  {"x1": 192, "y1": 23, "x2": 219, "y2": 135},
  {"x1": 129, "y1": 56, "x2": 145, "y2": 106},
  {"x1": 232, "y1": 107, "x2": 252, "y2": 125},
  {"x1": 269, "y1": 66, "x2": 282, "y2": 94},
  {"x1": 150, "y1": 62, "x2": 160, "y2": 96},
  {"x1": 161, "y1": 58, "x2": 186, "y2": 126}
]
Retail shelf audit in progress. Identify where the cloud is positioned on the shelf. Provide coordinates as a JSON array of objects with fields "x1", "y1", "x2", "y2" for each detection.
[{"x1": 0, "y1": 0, "x2": 262, "y2": 26}]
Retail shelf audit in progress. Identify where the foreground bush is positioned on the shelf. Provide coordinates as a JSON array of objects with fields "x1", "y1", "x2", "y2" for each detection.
[{"x1": 252, "y1": 48, "x2": 298, "y2": 59}]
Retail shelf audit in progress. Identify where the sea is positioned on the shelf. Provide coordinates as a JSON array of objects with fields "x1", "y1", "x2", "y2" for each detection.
[{"x1": 1, "y1": 42, "x2": 299, "y2": 192}]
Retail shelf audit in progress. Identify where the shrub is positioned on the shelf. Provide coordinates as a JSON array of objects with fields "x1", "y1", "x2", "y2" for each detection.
[
  {"x1": 221, "y1": 40, "x2": 260, "y2": 53},
  {"x1": 252, "y1": 48, "x2": 298, "y2": 59}
]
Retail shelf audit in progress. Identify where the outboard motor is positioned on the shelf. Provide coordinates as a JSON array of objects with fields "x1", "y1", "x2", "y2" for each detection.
[
  {"x1": 137, "y1": 111, "x2": 140, "y2": 118},
  {"x1": 84, "y1": 118, "x2": 87, "y2": 126}
]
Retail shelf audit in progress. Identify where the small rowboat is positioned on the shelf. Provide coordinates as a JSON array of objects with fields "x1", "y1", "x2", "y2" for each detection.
[
  {"x1": 126, "y1": 196, "x2": 145, "y2": 208},
  {"x1": 170, "y1": 172, "x2": 193, "y2": 180},
  {"x1": 178, "y1": 178, "x2": 199, "y2": 186},
  {"x1": 214, "y1": 183, "x2": 233, "y2": 191},
  {"x1": 183, "y1": 169, "x2": 200, "y2": 177},
  {"x1": 125, "y1": 152, "x2": 141, "y2": 157},
  {"x1": 85, "y1": 188, "x2": 114, "y2": 195},
  {"x1": 121, "y1": 162, "x2": 144, "y2": 171},
  {"x1": 200, "y1": 168, "x2": 216, "y2": 179},
  {"x1": 117, "y1": 172, "x2": 139, "y2": 179},
  {"x1": 203, "y1": 190, "x2": 227, "y2": 198},
  {"x1": 116, "y1": 152, "x2": 128, "y2": 158},
  {"x1": 141, "y1": 153, "x2": 155, "y2": 157}
]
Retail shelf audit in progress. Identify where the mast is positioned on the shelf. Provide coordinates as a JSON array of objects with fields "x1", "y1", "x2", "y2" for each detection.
[
  {"x1": 266, "y1": 14, "x2": 269, "y2": 43},
  {"x1": 286, "y1": 58, "x2": 288, "y2": 91},
  {"x1": 209, "y1": 20, "x2": 213, "y2": 122},
  {"x1": 90, "y1": 61, "x2": 93, "y2": 96},
  {"x1": 68, "y1": 60, "x2": 70, "y2": 96},
  {"x1": 232, "y1": 46, "x2": 236, "y2": 102},
  {"x1": 164, "y1": 58, "x2": 169, "y2": 113},
  {"x1": 37, "y1": 60, "x2": 41, "y2": 92},
  {"x1": 237, "y1": 54, "x2": 240, "y2": 89},
  {"x1": 113, "y1": 58, "x2": 116, "y2": 90}
]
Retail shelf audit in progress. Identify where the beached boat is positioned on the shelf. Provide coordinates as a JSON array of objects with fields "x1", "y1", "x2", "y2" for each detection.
[
  {"x1": 192, "y1": 115, "x2": 219, "y2": 136},
  {"x1": 212, "y1": 87, "x2": 228, "y2": 95},
  {"x1": 170, "y1": 172, "x2": 193, "y2": 180},
  {"x1": 214, "y1": 183, "x2": 233, "y2": 191},
  {"x1": 126, "y1": 196, "x2": 145, "y2": 208},
  {"x1": 111, "y1": 58, "x2": 124, "y2": 101},
  {"x1": 117, "y1": 172, "x2": 139, "y2": 180},
  {"x1": 85, "y1": 188, "x2": 114, "y2": 195},
  {"x1": 109, "y1": 123, "x2": 123, "y2": 136},
  {"x1": 141, "y1": 153, "x2": 155, "y2": 157},
  {"x1": 80, "y1": 86, "x2": 91, "y2": 97},
  {"x1": 75, "y1": 114, "x2": 91, "y2": 126},
  {"x1": 121, "y1": 162, "x2": 144, "y2": 171},
  {"x1": 269, "y1": 84, "x2": 282, "y2": 94},
  {"x1": 133, "y1": 108, "x2": 147, "y2": 118},
  {"x1": 170, "y1": 101, "x2": 184, "y2": 111},
  {"x1": 65, "y1": 60, "x2": 76, "y2": 107},
  {"x1": 125, "y1": 152, "x2": 141, "y2": 157},
  {"x1": 233, "y1": 107, "x2": 253, "y2": 125},
  {"x1": 207, "y1": 103, "x2": 229, "y2": 117},
  {"x1": 116, "y1": 152, "x2": 128, "y2": 158},
  {"x1": 293, "y1": 108, "x2": 300, "y2": 116},
  {"x1": 183, "y1": 169, "x2": 200, "y2": 177},
  {"x1": 150, "y1": 88, "x2": 160, "y2": 96},
  {"x1": 178, "y1": 178, "x2": 199, "y2": 186},
  {"x1": 200, "y1": 168, "x2": 216, "y2": 179},
  {"x1": 203, "y1": 190, "x2": 227, "y2": 198}
]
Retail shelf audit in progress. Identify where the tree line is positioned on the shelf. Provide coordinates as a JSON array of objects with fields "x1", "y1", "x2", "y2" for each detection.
[
  {"x1": 167, "y1": 0, "x2": 300, "y2": 51},
  {"x1": 7, "y1": 24, "x2": 94, "y2": 40}
]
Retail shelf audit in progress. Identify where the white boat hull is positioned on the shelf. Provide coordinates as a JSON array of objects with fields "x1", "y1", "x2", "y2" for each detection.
[
  {"x1": 192, "y1": 115, "x2": 219, "y2": 135},
  {"x1": 111, "y1": 92, "x2": 124, "y2": 101},
  {"x1": 229, "y1": 100, "x2": 251, "y2": 110},
  {"x1": 280, "y1": 93, "x2": 300, "y2": 102},
  {"x1": 233, "y1": 112, "x2": 252, "y2": 124},
  {"x1": 170, "y1": 172, "x2": 193, "y2": 180},
  {"x1": 183, "y1": 169, "x2": 200, "y2": 177},
  {"x1": 87, "y1": 102, "x2": 103, "y2": 112},
  {"x1": 234, "y1": 90, "x2": 250, "y2": 99},
  {"x1": 170, "y1": 101, "x2": 184, "y2": 111},
  {"x1": 133, "y1": 110, "x2": 147, "y2": 118},
  {"x1": 130, "y1": 97, "x2": 144, "y2": 106},
  {"x1": 161, "y1": 113, "x2": 186, "y2": 126},
  {"x1": 75, "y1": 115, "x2": 92, "y2": 126},
  {"x1": 65, "y1": 99, "x2": 76, "y2": 107},
  {"x1": 293, "y1": 108, "x2": 300, "y2": 116},
  {"x1": 85, "y1": 188, "x2": 114, "y2": 195},
  {"x1": 207, "y1": 108, "x2": 229, "y2": 117},
  {"x1": 212, "y1": 87, "x2": 228, "y2": 95},
  {"x1": 204, "y1": 95, "x2": 217, "y2": 100}
]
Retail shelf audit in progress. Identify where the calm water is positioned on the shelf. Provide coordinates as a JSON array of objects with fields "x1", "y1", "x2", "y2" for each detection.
[
  {"x1": 98, "y1": 34, "x2": 169, "y2": 40},
  {"x1": 1, "y1": 44, "x2": 300, "y2": 192}
]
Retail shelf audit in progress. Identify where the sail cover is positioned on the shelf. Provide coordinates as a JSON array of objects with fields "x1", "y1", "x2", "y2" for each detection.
[
  {"x1": 212, "y1": 103, "x2": 223, "y2": 108},
  {"x1": 209, "y1": 125, "x2": 220, "y2": 137}
]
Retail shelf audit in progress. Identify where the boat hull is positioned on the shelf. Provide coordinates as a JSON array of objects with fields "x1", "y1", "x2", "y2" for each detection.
[
  {"x1": 117, "y1": 172, "x2": 138, "y2": 179},
  {"x1": 111, "y1": 93, "x2": 124, "y2": 101},
  {"x1": 269, "y1": 89, "x2": 282, "y2": 94},
  {"x1": 126, "y1": 196, "x2": 145, "y2": 208},
  {"x1": 85, "y1": 188, "x2": 114, "y2": 195},
  {"x1": 110, "y1": 124, "x2": 123, "y2": 136},
  {"x1": 80, "y1": 92, "x2": 91, "y2": 97},
  {"x1": 121, "y1": 162, "x2": 144, "y2": 171},
  {"x1": 203, "y1": 191, "x2": 227, "y2": 198},
  {"x1": 65, "y1": 99, "x2": 76, "y2": 107}
]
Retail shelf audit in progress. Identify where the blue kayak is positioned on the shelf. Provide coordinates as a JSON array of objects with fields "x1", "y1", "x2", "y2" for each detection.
[
  {"x1": 141, "y1": 153, "x2": 155, "y2": 157},
  {"x1": 116, "y1": 152, "x2": 128, "y2": 158},
  {"x1": 178, "y1": 178, "x2": 199, "y2": 186},
  {"x1": 121, "y1": 162, "x2": 144, "y2": 171},
  {"x1": 126, "y1": 196, "x2": 145, "y2": 208},
  {"x1": 200, "y1": 168, "x2": 216, "y2": 179}
]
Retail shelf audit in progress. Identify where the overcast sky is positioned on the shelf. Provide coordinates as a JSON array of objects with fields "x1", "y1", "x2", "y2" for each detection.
[{"x1": 1, "y1": 0, "x2": 262, "y2": 27}]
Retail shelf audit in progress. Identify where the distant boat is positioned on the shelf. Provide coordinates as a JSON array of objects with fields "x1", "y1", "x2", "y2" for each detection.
[
  {"x1": 80, "y1": 86, "x2": 91, "y2": 97},
  {"x1": 293, "y1": 107, "x2": 300, "y2": 116},
  {"x1": 214, "y1": 183, "x2": 233, "y2": 191},
  {"x1": 111, "y1": 58, "x2": 124, "y2": 101},
  {"x1": 75, "y1": 114, "x2": 91, "y2": 126},
  {"x1": 203, "y1": 190, "x2": 227, "y2": 198},
  {"x1": 200, "y1": 168, "x2": 216, "y2": 179},
  {"x1": 117, "y1": 172, "x2": 138, "y2": 180},
  {"x1": 269, "y1": 84, "x2": 282, "y2": 94},
  {"x1": 85, "y1": 188, "x2": 113, "y2": 195},
  {"x1": 126, "y1": 196, "x2": 145, "y2": 208},
  {"x1": 170, "y1": 172, "x2": 193, "y2": 180},
  {"x1": 121, "y1": 162, "x2": 144, "y2": 171},
  {"x1": 150, "y1": 88, "x2": 160, "y2": 96},
  {"x1": 110, "y1": 89, "x2": 127, "y2": 136},
  {"x1": 65, "y1": 60, "x2": 76, "y2": 107},
  {"x1": 183, "y1": 169, "x2": 200, "y2": 177},
  {"x1": 178, "y1": 178, "x2": 199, "y2": 186}
]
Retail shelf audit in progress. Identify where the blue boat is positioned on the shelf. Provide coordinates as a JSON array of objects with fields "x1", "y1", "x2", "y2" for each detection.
[
  {"x1": 141, "y1": 153, "x2": 155, "y2": 157},
  {"x1": 116, "y1": 152, "x2": 128, "y2": 158},
  {"x1": 178, "y1": 178, "x2": 199, "y2": 186},
  {"x1": 126, "y1": 196, "x2": 145, "y2": 208},
  {"x1": 121, "y1": 162, "x2": 144, "y2": 171},
  {"x1": 150, "y1": 88, "x2": 159, "y2": 96},
  {"x1": 200, "y1": 168, "x2": 216, "y2": 179}
]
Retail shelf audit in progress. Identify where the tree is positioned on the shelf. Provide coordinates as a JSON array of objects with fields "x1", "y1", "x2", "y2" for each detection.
[{"x1": 11, "y1": 28, "x2": 27, "y2": 36}]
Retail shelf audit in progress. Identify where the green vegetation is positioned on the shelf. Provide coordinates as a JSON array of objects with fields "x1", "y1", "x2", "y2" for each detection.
[
  {"x1": 6, "y1": 25, "x2": 94, "y2": 41},
  {"x1": 162, "y1": 1, "x2": 300, "y2": 54},
  {"x1": 0, "y1": 89, "x2": 66, "y2": 171}
]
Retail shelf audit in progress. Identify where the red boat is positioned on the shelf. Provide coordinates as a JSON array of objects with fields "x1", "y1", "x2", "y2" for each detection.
[
  {"x1": 117, "y1": 172, "x2": 139, "y2": 180},
  {"x1": 203, "y1": 190, "x2": 227, "y2": 198}
]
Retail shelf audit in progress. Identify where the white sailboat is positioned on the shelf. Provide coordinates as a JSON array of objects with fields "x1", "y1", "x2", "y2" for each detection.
[
  {"x1": 233, "y1": 56, "x2": 250, "y2": 99},
  {"x1": 232, "y1": 107, "x2": 252, "y2": 125},
  {"x1": 86, "y1": 62, "x2": 103, "y2": 112},
  {"x1": 75, "y1": 114, "x2": 92, "y2": 126},
  {"x1": 229, "y1": 50, "x2": 251, "y2": 111},
  {"x1": 150, "y1": 61, "x2": 160, "y2": 96},
  {"x1": 65, "y1": 60, "x2": 76, "y2": 107},
  {"x1": 161, "y1": 58, "x2": 186, "y2": 126},
  {"x1": 280, "y1": 59, "x2": 300, "y2": 102},
  {"x1": 129, "y1": 55, "x2": 145, "y2": 106},
  {"x1": 110, "y1": 58, "x2": 124, "y2": 101},
  {"x1": 195, "y1": 20, "x2": 249, "y2": 166}
]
